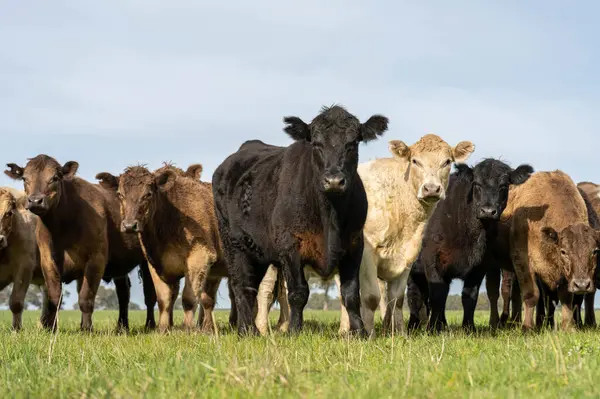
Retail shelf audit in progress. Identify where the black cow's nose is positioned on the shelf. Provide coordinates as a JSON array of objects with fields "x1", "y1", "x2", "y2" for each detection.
[
  {"x1": 0, "y1": 235, "x2": 7, "y2": 249},
  {"x1": 323, "y1": 174, "x2": 347, "y2": 193},
  {"x1": 422, "y1": 183, "x2": 442, "y2": 198},
  {"x1": 572, "y1": 278, "x2": 592, "y2": 293},
  {"x1": 478, "y1": 207, "x2": 499, "y2": 219},
  {"x1": 121, "y1": 220, "x2": 140, "y2": 233}
]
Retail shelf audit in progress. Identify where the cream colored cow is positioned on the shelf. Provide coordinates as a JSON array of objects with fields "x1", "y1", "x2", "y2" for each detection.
[{"x1": 256, "y1": 134, "x2": 474, "y2": 335}]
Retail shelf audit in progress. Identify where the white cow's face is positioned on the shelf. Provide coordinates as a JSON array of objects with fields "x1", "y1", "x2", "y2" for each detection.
[{"x1": 389, "y1": 134, "x2": 475, "y2": 205}]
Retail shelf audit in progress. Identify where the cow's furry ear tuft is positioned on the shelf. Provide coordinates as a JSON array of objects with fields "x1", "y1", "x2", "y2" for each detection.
[
  {"x1": 185, "y1": 164, "x2": 203, "y2": 180},
  {"x1": 95, "y1": 172, "x2": 120, "y2": 190},
  {"x1": 283, "y1": 116, "x2": 310, "y2": 141},
  {"x1": 4, "y1": 163, "x2": 24, "y2": 180}
]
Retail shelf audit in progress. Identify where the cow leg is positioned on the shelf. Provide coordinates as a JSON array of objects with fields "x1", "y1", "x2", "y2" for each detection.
[
  {"x1": 358, "y1": 246, "x2": 380, "y2": 336},
  {"x1": 535, "y1": 283, "x2": 547, "y2": 329},
  {"x1": 78, "y1": 255, "x2": 105, "y2": 332},
  {"x1": 147, "y1": 263, "x2": 176, "y2": 332},
  {"x1": 113, "y1": 275, "x2": 131, "y2": 332},
  {"x1": 37, "y1": 234, "x2": 62, "y2": 331},
  {"x1": 338, "y1": 248, "x2": 366, "y2": 337},
  {"x1": 382, "y1": 271, "x2": 409, "y2": 335},
  {"x1": 378, "y1": 279, "x2": 387, "y2": 319},
  {"x1": 499, "y1": 270, "x2": 512, "y2": 327},
  {"x1": 512, "y1": 255, "x2": 538, "y2": 331},
  {"x1": 228, "y1": 250, "x2": 266, "y2": 335},
  {"x1": 9, "y1": 263, "x2": 33, "y2": 331},
  {"x1": 461, "y1": 267, "x2": 486, "y2": 333},
  {"x1": 169, "y1": 280, "x2": 180, "y2": 327},
  {"x1": 584, "y1": 292, "x2": 596, "y2": 328},
  {"x1": 140, "y1": 261, "x2": 157, "y2": 330},
  {"x1": 486, "y1": 267, "x2": 501, "y2": 329},
  {"x1": 572, "y1": 294, "x2": 584, "y2": 329},
  {"x1": 280, "y1": 252, "x2": 309, "y2": 334},
  {"x1": 200, "y1": 277, "x2": 221, "y2": 334},
  {"x1": 427, "y1": 281, "x2": 450, "y2": 333},
  {"x1": 181, "y1": 275, "x2": 197, "y2": 331},
  {"x1": 275, "y1": 271, "x2": 290, "y2": 332},
  {"x1": 256, "y1": 265, "x2": 278, "y2": 335},
  {"x1": 407, "y1": 271, "x2": 428, "y2": 332},
  {"x1": 509, "y1": 276, "x2": 522, "y2": 324},
  {"x1": 227, "y1": 278, "x2": 237, "y2": 328},
  {"x1": 557, "y1": 285, "x2": 576, "y2": 331},
  {"x1": 334, "y1": 274, "x2": 350, "y2": 333}
]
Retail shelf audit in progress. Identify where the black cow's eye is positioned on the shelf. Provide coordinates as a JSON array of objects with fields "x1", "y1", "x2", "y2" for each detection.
[
  {"x1": 560, "y1": 249, "x2": 567, "y2": 256},
  {"x1": 594, "y1": 248, "x2": 600, "y2": 255}
]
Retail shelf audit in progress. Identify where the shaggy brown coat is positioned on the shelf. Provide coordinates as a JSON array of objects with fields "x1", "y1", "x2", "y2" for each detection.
[
  {"x1": 112, "y1": 163, "x2": 228, "y2": 332},
  {"x1": 504, "y1": 171, "x2": 600, "y2": 330}
]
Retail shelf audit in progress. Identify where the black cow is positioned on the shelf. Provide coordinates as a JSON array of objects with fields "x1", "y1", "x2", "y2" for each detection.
[
  {"x1": 407, "y1": 159, "x2": 533, "y2": 333},
  {"x1": 212, "y1": 105, "x2": 388, "y2": 335}
]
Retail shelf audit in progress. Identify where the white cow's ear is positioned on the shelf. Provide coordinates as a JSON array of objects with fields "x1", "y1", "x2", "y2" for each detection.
[
  {"x1": 389, "y1": 140, "x2": 410, "y2": 160},
  {"x1": 452, "y1": 141, "x2": 475, "y2": 163}
]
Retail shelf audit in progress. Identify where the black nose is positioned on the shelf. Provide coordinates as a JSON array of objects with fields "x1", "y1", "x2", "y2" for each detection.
[
  {"x1": 323, "y1": 174, "x2": 347, "y2": 193},
  {"x1": 478, "y1": 207, "x2": 499, "y2": 219},
  {"x1": 572, "y1": 278, "x2": 592, "y2": 293},
  {"x1": 0, "y1": 235, "x2": 6, "y2": 248},
  {"x1": 422, "y1": 183, "x2": 442, "y2": 198},
  {"x1": 28, "y1": 195, "x2": 44, "y2": 206},
  {"x1": 121, "y1": 220, "x2": 139, "y2": 233}
]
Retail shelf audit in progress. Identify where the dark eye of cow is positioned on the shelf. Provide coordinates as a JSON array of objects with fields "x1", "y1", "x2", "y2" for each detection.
[
  {"x1": 442, "y1": 159, "x2": 451, "y2": 168},
  {"x1": 412, "y1": 159, "x2": 420, "y2": 167},
  {"x1": 3, "y1": 211, "x2": 12, "y2": 219},
  {"x1": 594, "y1": 248, "x2": 600, "y2": 256},
  {"x1": 560, "y1": 249, "x2": 567, "y2": 256},
  {"x1": 143, "y1": 192, "x2": 152, "y2": 200},
  {"x1": 48, "y1": 176, "x2": 59, "y2": 184}
]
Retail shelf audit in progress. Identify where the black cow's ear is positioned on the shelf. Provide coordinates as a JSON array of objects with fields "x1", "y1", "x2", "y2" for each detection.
[
  {"x1": 510, "y1": 164, "x2": 534, "y2": 185},
  {"x1": 95, "y1": 172, "x2": 120, "y2": 190},
  {"x1": 541, "y1": 226, "x2": 559, "y2": 244},
  {"x1": 360, "y1": 115, "x2": 388, "y2": 143},
  {"x1": 62, "y1": 161, "x2": 79, "y2": 178},
  {"x1": 4, "y1": 163, "x2": 24, "y2": 180},
  {"x1": 455, "y1": 164, "x2": 474, "y2": 181},
  {"x1": 283, "y1": 116, "x2": 310, "y2": 142}
]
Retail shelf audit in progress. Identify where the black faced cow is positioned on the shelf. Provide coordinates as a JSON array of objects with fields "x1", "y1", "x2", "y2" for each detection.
[
  {"x1": 408, "y1": 159, "x2": 533, "y2": 333},
  {"x1": 212, "y1": 105, "x2": 388, "y2": 335}
]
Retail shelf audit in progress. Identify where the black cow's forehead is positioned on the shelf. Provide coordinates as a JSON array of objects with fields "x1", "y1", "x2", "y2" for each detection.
[{"x1": 473, "y1": 159, "x2": 512, "y2": 184}]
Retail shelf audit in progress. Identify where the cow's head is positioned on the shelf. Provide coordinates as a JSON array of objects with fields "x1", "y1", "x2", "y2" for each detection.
[
  {"x1": 459, "y1": 159, "x2": 533, "y2": 220},
  {"x1": 541, "y1": 223, "x2": 600, "y2": 294},
  {"x1": 284, "y1": 105, "x2": 388, "y2": 195},
  {"x1": 389, "y1": 134, "x2": 474, "y2": 204},
  {"x1": 0, "y1": 189, "x2": 17, "y2": 251},
  {"x1": 4, "y1": 155, "x2": 79, "y2": 216},
  {"x1": 116, "y1": 166, "x2": 176, "y2": 233}
]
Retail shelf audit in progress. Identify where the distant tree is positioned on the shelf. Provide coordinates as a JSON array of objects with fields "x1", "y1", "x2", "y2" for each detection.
[
  {"x1": 0, "y1": 285, "x2": 69, "y2": 309},
  {"x1": 308, "y1": 277, "x2": 336, "y2": 311},
  {"x1": 129, "y1": 302, "x2": 141, "y2": 311},
  {"x1": 94, "y1": 285, "x2": 120, "y2": 310}
]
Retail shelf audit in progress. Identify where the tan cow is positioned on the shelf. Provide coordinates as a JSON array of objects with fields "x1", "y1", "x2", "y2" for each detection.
[
  {"x1": 109, "y1": 164, "x2": 228, "y2": 333},
  {"x1": 505, "y1": 171, "x2": 600, "y2": 331},
  {"x1": 0, "y1": 187, "x2": 44, "y2": 330},
  {"x1": 256, "y1": 134, "x2": 474, "y2": 335}
]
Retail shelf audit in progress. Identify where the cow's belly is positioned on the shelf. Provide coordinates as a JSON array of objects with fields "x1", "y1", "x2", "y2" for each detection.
[
  {"x1": 374, "y1": 239, "x2": 422, "y2": 282},
  {"x1": 158, "y1": 247, "x2": 188, "y2": 283}
]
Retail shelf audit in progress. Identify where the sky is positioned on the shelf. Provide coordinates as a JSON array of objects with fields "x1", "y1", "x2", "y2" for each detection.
[{"x1": 1, "y1": 1, "x2": 599, "y2": 309}]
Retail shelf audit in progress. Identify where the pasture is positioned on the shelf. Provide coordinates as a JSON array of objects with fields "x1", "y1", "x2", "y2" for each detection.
[{"x1": 1, "y1": 310, "x2": 599, "y2": 398}]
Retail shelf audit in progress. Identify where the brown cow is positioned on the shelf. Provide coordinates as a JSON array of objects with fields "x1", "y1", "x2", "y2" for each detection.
[
  {"x1": 5, "y1": 155, "x2": 153, "y2": 331},
  {"x1": 505, "y1": 171, "x2": 600, "y2": 331},
  {"x1": 104, "y1": 163, "x2": 228, "y2": 333},
  {"x1": 0, "y1": 187, "x2": 44, "y2": 330}
]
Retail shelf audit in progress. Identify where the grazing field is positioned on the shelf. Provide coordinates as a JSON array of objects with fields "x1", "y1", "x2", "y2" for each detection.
[{"x1": 1, "y1": 310, "x2": 600, "y2": 398}]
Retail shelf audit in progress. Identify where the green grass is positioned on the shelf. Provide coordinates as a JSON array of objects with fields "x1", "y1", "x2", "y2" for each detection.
[{"x1": 1, "y1": 310, "x2": 600, "y2": 398}]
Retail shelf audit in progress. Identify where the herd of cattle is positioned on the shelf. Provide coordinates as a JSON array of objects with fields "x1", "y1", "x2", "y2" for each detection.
[{"x1": 1, "y1": 105, "x2": 600, "y2": 337}]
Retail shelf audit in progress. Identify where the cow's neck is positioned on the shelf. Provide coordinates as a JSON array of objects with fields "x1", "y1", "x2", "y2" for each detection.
[
  {"x1": 317, "y1": 187, "x2": 351, "y2": 272},
  {"x1": 139, "y1": 190, "x2": 178, "y2": 274},
  {"x1": 40, "y1": 181, "x2": 76, "y2": 240}
]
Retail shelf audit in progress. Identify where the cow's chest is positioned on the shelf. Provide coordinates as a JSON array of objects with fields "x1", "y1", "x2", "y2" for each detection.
[
  {"x1": 0, "y1": 259, "x2": 13, "y2": 285},
  {"x1": 294, "y1": 232, "x2": 328, "y2": 274}
]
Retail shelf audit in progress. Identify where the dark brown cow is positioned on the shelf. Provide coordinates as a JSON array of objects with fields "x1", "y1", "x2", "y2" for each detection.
[
  {"x1": 99, "y1": 163, "x2": 228, "y2": 333},
  {"x1": 505, "y1": 171, "x2": 600, "y2": 331},
  {"x1": 5, "y1": 155, "x2": 153, "y2": 331}
]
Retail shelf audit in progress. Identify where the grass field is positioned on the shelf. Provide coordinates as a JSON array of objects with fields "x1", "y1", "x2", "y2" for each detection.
[{"x1": 1, "y1": 310, "x2": 600, "y2": 398}]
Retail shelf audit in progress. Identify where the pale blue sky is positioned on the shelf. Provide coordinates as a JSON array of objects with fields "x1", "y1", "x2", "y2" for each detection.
[{"x1": 1, "y1": 1, "x2": 599, "y2": 309}]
